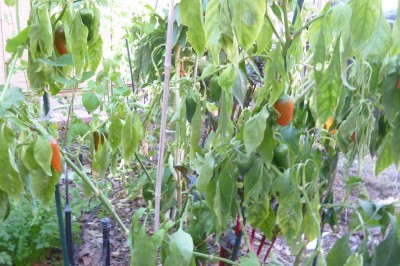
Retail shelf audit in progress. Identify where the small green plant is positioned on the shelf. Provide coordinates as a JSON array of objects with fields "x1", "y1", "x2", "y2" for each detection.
[{"x1": 0, "y1": 192, "x2": 83, "y2": 266}]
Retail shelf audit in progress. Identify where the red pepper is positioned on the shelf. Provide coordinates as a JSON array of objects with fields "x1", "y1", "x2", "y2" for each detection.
[{"x1": 49, "y1": 138, "x2": 62, "y2": 174}]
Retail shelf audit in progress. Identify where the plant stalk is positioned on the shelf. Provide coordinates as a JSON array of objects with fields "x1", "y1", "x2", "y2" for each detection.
[
  {"x1": 174, "y1": 46, "x2": 183, "y2": 216},
  {"x1": 0, "y1": 48, "x2": 23, "y2": 103},
  {"x1": 15, "y1": 0, "x2": 20, "y2": 32},
  {"x1": 193, "y1": 251, "x2": 239, "y2": 266},
  {"x1": 154, "y1": 0, "x2": 175, "y2": 231},
  {"x1": 64, "y1": 155, "x2": 129, "y2": 235}
]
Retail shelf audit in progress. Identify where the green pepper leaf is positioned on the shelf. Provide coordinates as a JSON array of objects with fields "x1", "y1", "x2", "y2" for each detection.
[
  {"x1": 243, "y1": 106, "x2": 269, "y2": 154},
  {"x1": 180, "y1": 0, "x2": 206, "y2": 56}
]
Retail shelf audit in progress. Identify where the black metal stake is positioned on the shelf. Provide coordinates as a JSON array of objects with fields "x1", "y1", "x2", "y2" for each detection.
[
  {"x1": 102, "y1": 218, "x2": 111, "y2": 266},
  {"x1": 125, "y1": 39, "x2": 135, "y2": 96},
  {"x1": 64, "y1": 163, "x2": 74, "y2": 265},
  {"x1": 44, "y1": 91, "x2": 68, "y2": 266}
]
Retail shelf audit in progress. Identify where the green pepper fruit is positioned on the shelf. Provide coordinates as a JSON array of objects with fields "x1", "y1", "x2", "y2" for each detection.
[
  {"x1": 79, "y1": 7, "x2": 94, "y2": 41},
  {"x1": 186, "y1": 90, "x2": 198, "y2": 123},
  {"x1": 273, "y1": 143, "x2": 290, "y2": 169},
  {"x1": 210, "y1": 76, "x2": 221, "y2": 102},
  {"x1": 237, "y1": 154, "x2": 254, "y2": 175}
]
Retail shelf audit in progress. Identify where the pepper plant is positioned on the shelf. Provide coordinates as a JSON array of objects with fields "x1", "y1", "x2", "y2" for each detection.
[{"x1": 2, "y1": 0, "x2": 400, "y2": 265}]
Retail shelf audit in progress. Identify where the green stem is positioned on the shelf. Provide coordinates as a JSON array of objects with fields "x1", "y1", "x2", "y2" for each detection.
[
  {"x1": 236, "y1": 201, "x2": 252, "y2": 252},
  {"x1": 195, "y1": 65, "x2": 227, "y2": 83},
  {"x1": 282, "y1": 0, "x2": 291, "y2": 43},
  {"x1": 134, "y1": 152, "x2": 152, "y2": 181},
  {"x1": 192, "y1": 251, "x2": 239, "y2": 265},
  {"x1": 0, "y1": 48, "x2": 23, "y2": 103},
  {"x1": 270, "y1": 163, "x2": 283, "y2": 176},
  {"x1": 15, "y1": 0, "x2": 20, "y2": 32},
  {"x1": 63, "y1": 155, "x2": 129, "y2": 235},
  {"x1": 292, "y1": 14, "x2": 324, "y2": 40},
  {"x1": 53, "y1": 4, "x2": 68, "y2": 27},
  {"x1": 265, "y1": 13, "x2": 283, "y2": 46},
  {"x1": 322, "y1": 203, "x2": 367, "y2": 234}
]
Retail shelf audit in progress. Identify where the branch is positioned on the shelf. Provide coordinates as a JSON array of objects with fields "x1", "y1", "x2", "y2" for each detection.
[
  {"x1": 0, "y1": 48, "x2": 23, "y2": 103},
  {"x1": 193, "y1": 251, "x2": 239, "y2": 265},
  {"x1": 294, "y1": 80, "x2": 315, "y2": 103},
  {"x1": 63, "y1": 154, "x2": 129, "y2": 235}
]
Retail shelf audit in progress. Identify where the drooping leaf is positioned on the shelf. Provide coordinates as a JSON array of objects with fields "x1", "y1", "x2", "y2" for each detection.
[
  {"x1": 276, "y1": 189, "x2": 302, "y2": 241},
  {"x1": 350, "y1": 0, "x2": 381, "y2": 52},
  {"x1": 331, "y1": 2, "x2": 352, "y2": 39},
  {"x1": 256, "y1": 14, "x2": 273, "y2": 54},
  {"x1": 231, "y1": 0, "x2": 266, "y2": 51},
  {"x1": 243, "y1": 106, "x2": 269, "y2": 154},
  {"x1": 314, "y1": 39, "x2": 342, "y2": 127},
  {"x1": 382, "y1": 71, "x2": 400, "y2": 123},
  {"x1": 206, "y1": 159, "x2": 237, "y2": 239},
  {"x1": 238, "y1": 251, "x2": 260, "y2": 266},
  {"x1": 264, "y1": 46, "x2": 288, "y2": 106},
  {"x1": 28, "y1": 4, "x2": 53, "y2": 59},
  {"x1": 258, "y1": 123, "x2": 276, "y2": 165},
  {"x1": 243, "y1": 158, "x2": 264, "y2": 207},
  {"x1": 82, "y1": 92, "x2": 100, "y2": 114},
  {"x1": 196, "y1": 152, "x2": 215, "y2": 193},
  {"x1": 189, "y1": 95, "x2": 202, "y2": 158},
  {"x1": 304, "y1": 193, "x2": 320, "y2": 241},
  {"x1": 92, "y1": 136, "x2": 110, "y2": 179},
  {"x1": 0, "y1": 87, "x2": 25, "y2": 110},
  {"x1": 165, "y1": 228, "x2": 194, "y2": 266},
  {"x1": 64, "y1": 4, "x2": 89, "y2": 79},
  {"x1": 344, "y1": 253, "x2": 363, "y2": 266},
  {"x1": 204, "y1": 0, "x2": 221, "y2": 65},
  {"x1": 0, "y1": 122, "x2": 23, "y2": 199},
  {"x1": 67, "y1": 118, "x2": 90, "y2": 141},
  {"x1": 0, "y1": 190, "x2": 10, "y2": 222},
  {"x1": 180, "y1": 0, "x2": 206, "y2": 55},
  {"x1": 38, "y1": 54, "x2": 74, "y2": 66},
  {"x1": 361, "y1": 10, "x2": 392, "y2": 61},
  {"x1": 88, "y1": 35, "x2": 103, "y2": 71},
  {"x1": 390, "y1": 0, "x2": 400, "y2": 55},
  {"x1": 23, "y1": 142, "x2": 59, "y2": 204},
  {"x1": 34, "y1": 136, "x2": 53, "y2": 176},
  {"x1": 109, "y1": 115, "x2": 122, "y2": 152},
  {"x1": 232, "y1": 68, "x2": 248, "y2": 106},
  {"x1": 375, "y1": 133, "x2": 394, "y2": 175},
  {"x1": 5, "y1": 26, "x2": 29, "y2": 53},
  {"x1": 121, "y1": 112, "x2": 134, "y2": 161},
  {"x1": 130, "y1": 209, "x2": 158, "y2": 266},
  {"x1": 392, "y1": 115, "x2": 400, "y2": 166},
  {"x1": 371, "y1": 225, "x2": 400, "y2": 266},
  {"x1": 326, "y1": 234, "x2": 352, "y2": 266}
]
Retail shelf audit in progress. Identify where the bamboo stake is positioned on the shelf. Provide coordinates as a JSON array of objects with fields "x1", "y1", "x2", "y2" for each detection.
[{"x1": 154, "y1": 0, "x2": 175, "y2": 231}]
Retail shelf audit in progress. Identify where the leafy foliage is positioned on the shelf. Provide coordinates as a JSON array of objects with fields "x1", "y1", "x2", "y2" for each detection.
[{"x1": 2, "y1": 0, "x2": 400, "y2": 265}]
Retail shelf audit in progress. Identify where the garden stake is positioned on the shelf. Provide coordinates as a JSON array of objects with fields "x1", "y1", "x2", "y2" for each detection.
[
  {"x1": 43, "y1": 91, "x2": 69, "y2": 266},
  {"x1": 64, "y1": 163, "x2": 74, "y2": 265},
  {"x1": 256, "y1": 235, "x2": 266, "y2": 256},
  {"x1": 102, "y1": 218, "x2": 111, "y2": 266},
  {"x1": 55, "y1": 184, "x2": 69, "y2": 266},
  {"x1": 125, "y1": 39, "x2": 135, "y2": 97},
  {"x1": 250, "y1": 229, "x2": 255, "y2": 245},
  {"x1": 263, "y1": 235, "x2": 277, "y2": 263},
  {"x1": 230, "y1": 216, "x2": 242, "y2": 263},
  {"x1": 154, "y1": 0, "x2": 175, "y2": 231}
]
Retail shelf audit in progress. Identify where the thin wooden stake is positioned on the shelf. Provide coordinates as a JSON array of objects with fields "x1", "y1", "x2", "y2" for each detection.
[{"x1": 154, "y1": 0, "x2": 175, "y2": 231}]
